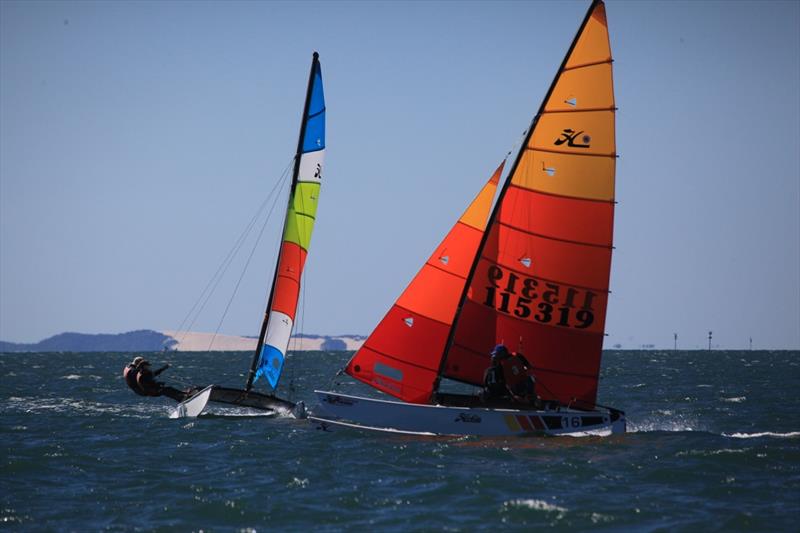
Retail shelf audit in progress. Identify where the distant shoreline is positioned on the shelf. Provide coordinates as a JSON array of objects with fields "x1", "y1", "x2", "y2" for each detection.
[{"x1": 0, "y1": 329, "x2": 366, "y2": 353}]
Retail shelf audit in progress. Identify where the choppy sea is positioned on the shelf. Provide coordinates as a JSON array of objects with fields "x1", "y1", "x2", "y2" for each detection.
[{"x1": 1, "y1": 350, "x2": 798, "y2": 531}]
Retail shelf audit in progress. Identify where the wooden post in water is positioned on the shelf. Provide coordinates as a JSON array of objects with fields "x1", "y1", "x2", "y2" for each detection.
[
  {"x1": 749, "y1": 337, "x2": 753, "y2": 350},
  {"x1": 673, "y1": 333, "x2": 677, "y2": 351}
]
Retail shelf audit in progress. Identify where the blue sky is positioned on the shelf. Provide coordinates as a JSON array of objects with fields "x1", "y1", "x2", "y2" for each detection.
[{"x1": 1, "y1": 1, "x2": 798, "y2": 349}]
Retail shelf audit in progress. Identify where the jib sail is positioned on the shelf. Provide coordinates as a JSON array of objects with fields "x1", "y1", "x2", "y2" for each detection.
[{"x1": 344, "y1": 163, "x2": 504, "y2": 403}]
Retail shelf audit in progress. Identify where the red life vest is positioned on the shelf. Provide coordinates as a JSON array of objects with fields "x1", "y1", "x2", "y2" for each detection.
[
  {"x1": 136, "y1": 367, "x2": 161, "y2": 397},
  {"x1": 501, "y1": 355, "x2": 528, "y2": 392},
  {"x1": 123, "y1": 365, "x2": 146, "y2": 396}
]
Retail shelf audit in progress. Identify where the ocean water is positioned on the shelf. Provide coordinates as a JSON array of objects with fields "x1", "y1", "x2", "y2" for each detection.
[{"x1": 1, "y1": 350, "x2": 798, "y2": 531}]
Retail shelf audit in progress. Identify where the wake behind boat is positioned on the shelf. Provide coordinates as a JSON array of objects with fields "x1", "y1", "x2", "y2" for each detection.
[
  {"x1": 314, "y1": 0, "x2": 625, "y2": 437},
  {"x1": 123, "y1": 52, "x2": 326, "y2": 418}
]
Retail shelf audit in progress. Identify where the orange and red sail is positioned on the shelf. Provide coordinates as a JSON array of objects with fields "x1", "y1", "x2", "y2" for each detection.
[
  {"x1": 445, "y1": 1, "x2": 615, "y2": 406},
  {"x1": 348, "y1": 0, "x2": 616, "y2": 406}
]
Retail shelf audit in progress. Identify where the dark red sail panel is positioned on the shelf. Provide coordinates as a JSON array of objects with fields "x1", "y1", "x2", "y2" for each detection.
[
  {"x1": 346, "y1": 164, "x2": 503, "y2": 403},
  {"x1": 444, "y1": 1, "x2": 616, "y2": 406}
]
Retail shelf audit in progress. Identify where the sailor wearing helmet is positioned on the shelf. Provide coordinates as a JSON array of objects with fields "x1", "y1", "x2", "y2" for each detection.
[
  {"x1": 122, "y1": 356, "x2": 185, "y2": 400},
  {"x1": 481, "y1": 344, "x2": 511, "y2": 403},
  {"x1": 123, "y1": 356, "x2": 148, "y2": 396}
]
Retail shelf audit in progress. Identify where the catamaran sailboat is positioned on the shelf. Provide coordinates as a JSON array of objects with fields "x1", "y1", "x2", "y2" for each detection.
[
  {"x1": 147, "y1": 52, "x2": 325, "y2": 418},
  {"x1": 313, "y1": 1, "x2": 625, "y2": 436}
]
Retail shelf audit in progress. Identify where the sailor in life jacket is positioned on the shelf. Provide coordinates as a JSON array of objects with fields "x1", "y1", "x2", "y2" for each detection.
[
  {"x1": 502, "y1": 352, "x2": 540, "y2": 406},
  {"x1": 122, "y1": 356, "x2": 178, "y2": 399},
  {"x1": 123, "y1": 356, "x2": 148, "y2": 396},
  {"x1": 482, "y1": 344, "x2": 511, "y2": 402}
]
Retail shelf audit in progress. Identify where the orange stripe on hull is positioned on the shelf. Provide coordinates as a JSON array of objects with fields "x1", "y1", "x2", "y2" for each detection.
[
  {"x1": 529, "y1": 416, "x2": 544, "y2": 430},
  {"x1": 516, "y1": 415, "x2": 533, "y2": 431}
]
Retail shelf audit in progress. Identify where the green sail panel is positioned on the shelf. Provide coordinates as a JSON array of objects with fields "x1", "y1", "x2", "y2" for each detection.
[{"x1": 283, "y1": 181, "x2": 320, "y2": 251}]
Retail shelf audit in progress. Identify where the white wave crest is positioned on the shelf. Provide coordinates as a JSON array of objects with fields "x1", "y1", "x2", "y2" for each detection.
[
  {"x1": 629, "y1": 413, "x2": 702, "y2": 433},
  {"x1": 59, "y1": 374, "x2": 101, "y2": 380},
  {"x1": 676, "y1": 448, "x2": 746, "y2": 457},
  {"x1": 202, "y1": 406, "x2": 277, "y2": 418},
  {"x1": 288, "y1": 477, "x2": 309, "y2": 488},
  {"x1": 723, "y1": 431, "x2": 800, "y2": 439},
  {"x1": 721, "y1": 396, "x2": 746, "y2": 403},
  {"x1": 503, "y1": 499, "x2": 568, "y2": 514}
]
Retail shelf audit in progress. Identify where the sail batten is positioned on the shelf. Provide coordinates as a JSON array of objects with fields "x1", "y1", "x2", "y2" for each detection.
[
  {"x1": 562, "y1": 59, "x2": 613, "y2": 72},
  {"x1": 247, "y1": 53, "x2": 325, "y2": 392},
  {"x1": 528, "y1": 146, "x2": 616, "y2": 158}
]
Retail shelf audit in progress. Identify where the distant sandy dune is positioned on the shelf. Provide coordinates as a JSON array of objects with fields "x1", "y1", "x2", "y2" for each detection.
[{"x1": 162, "y1": 331, "x2": 364, "y2": 352}]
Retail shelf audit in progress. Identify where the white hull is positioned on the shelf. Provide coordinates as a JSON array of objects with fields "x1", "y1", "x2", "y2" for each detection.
[
  {"x1": 170, "y1": 385, "x2": 213, "y2": 419},
  {"x1": 313, "y1": 390, "x2": 626, "y2": 437}
]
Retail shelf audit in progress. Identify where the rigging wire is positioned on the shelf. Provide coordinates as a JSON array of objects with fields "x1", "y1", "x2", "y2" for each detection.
[
  {"x1": 204, "y1": 165, "x2": 294, "y2": 354},
  {"x1": 170, "y1": 157, "x2": 294, "y2": 347},
  {"x1": 157, "y1": 158, "x2": 294, "y2": 390}
]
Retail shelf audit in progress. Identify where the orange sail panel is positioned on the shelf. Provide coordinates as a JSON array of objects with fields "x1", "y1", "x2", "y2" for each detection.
[
  {"x1": 345, "y1": 163, "x2": 503, "y2": 403},
  {"x1": 444, "y1": 1, "x2": 615, "y2": 406}
]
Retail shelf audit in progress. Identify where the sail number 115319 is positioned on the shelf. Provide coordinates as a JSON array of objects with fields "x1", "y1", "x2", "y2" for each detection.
[{"x1": 483, "y1": 265, "x2": 596, "y2": 329}]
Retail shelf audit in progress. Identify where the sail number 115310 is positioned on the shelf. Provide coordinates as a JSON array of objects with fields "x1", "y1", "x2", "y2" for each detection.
[{"x1": 483, "y1": 265, "x2": 596, "y2": 329}]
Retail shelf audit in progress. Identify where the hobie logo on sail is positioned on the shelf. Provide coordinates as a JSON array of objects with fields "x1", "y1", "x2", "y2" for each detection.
[{"x1": 554, "y1": 128, "x2": 591, "y2": 148}]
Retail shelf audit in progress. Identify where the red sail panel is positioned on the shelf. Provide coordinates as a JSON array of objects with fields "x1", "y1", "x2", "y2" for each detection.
[
  {"x1": 346, "y1": 163, "x2": 503, "y2": 403},
  {"x1": 445, "y1": 1, "x2": 615, "y2": 406},
  {"x1": 269, "y1": 241, "x2": 308, "y2": 322}
]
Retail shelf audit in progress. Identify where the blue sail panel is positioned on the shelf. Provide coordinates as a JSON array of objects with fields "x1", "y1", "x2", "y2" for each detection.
[
  {"x1": 303, "y1": 113, "x2": 325, "y2": 152},
  {"x1": 255, "y1": 344, "x2": 285, "y2": 389},
  {"x1": 308, "y1": 70, "x2": 325, "y2": 116},
  {"x1": 302, "y1": 69, "x2": 325, "y2": 152}
]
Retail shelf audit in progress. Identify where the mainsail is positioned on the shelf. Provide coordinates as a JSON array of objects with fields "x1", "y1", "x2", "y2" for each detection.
[
  {"x1": 246, "y1": 52, "x2": 325, "y2": 391},
  {"x1": 345, "y1": 163, "x2": 504, "y2": 403},
  {"x1": 443, "y1": 0, "x2": 615, "y2": 405},
  {"x1": 344, "y1": 0, "x2": 615, "y2": 408}
]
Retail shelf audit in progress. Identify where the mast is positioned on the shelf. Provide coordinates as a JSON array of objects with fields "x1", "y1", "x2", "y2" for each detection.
[
  {"x1": 246, "y1": 52, "x2": 321, "y2": 392},
  {"x1": 433, "y1": 1, "x2": 606, "y2": 397}
]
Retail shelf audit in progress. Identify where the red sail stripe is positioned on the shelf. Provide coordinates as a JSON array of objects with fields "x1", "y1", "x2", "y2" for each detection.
[{"x1": 269, "y1": 241, "x2": 307, "y2": 321}]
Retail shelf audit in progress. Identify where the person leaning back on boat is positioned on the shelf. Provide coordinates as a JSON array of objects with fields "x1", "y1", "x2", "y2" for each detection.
[{"x1": 123, "y1": 356, "x2": 186, "y2": 401}]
